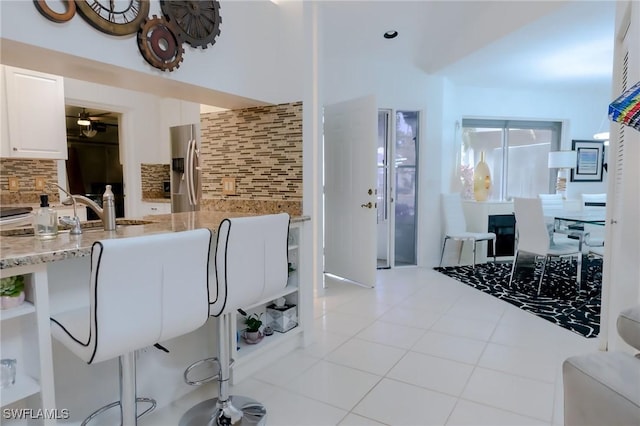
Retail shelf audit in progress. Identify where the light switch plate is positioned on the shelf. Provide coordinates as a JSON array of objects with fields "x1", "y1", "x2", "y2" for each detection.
[
  {"x1": 222, "y1": 177, "x2": 236, "y2": 195},
  {"x1": 35, "y1": 177, "x2": 46, "y2": 191},
  {"x1": 8, "y1": 177, "x2": 19, "y2": 192}
]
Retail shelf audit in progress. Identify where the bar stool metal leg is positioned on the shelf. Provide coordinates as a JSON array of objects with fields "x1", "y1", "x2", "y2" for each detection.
[
  {"x1": 180, "y1": 316, "x2": 266, "y2": 426},
  {"x1": 81, "y1": 352, "x2": 156, "y2": 426}
]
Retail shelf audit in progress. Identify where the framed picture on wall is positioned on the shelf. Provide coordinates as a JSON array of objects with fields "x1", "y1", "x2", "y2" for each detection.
[{"x1": 571, "y1": 140, "x2": 604, "y2": 182}]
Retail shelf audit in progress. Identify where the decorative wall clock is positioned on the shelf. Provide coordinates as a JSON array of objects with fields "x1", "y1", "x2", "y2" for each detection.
[
  {"x1": 34, "y1": 0, "x2": 76, "y2": 23},
  {"x1": 160, "y1": 1, "x2": 222, "y2": 49},
  {"x1": 138, "y1": 15, "x2": 184, "y2": 72},
  {"x1": 33, "y1": 0, "x2": 221, "y2": 72},
  {"x1": 75, "y1": 0, "x2": 151, "y2": 36}
]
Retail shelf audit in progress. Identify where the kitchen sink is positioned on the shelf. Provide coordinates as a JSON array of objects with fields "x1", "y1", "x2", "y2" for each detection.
[
  {"x1": 0, "y1": 219, "x2": 156, "y2": 237},
  {"x1": 71, "y1": 219, "x2": 155, "y2": 231}
]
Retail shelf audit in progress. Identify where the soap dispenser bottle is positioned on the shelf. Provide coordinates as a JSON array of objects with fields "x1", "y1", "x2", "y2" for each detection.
[
  {"x1": 103, "y1": 185, "x2": 116, "y2": 231},
  {"x1": 34, "y1": 194, "x2": 58, "y2": 240}
]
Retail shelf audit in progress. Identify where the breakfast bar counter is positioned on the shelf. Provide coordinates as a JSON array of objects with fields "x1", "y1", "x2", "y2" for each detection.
[
  {"x1": 0, "y1": 211, "x2": 311, "y2": 424},
  {"x1": 0, "y1": 211, "x2": 310, "y2": 269}
]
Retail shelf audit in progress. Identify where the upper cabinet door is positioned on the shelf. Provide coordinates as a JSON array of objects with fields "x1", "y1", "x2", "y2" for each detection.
[{"x1": 1, "y1": 66, "x2": 67, "y2": 160}]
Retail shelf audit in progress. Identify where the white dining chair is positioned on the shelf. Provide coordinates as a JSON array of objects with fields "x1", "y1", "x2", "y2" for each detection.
[
  {"x1": 538, "y1": 193, "x2": 563, "y2": 213},
  {"x1": 510, "y1": 197, "x2": 582, "y2": 296},
  {"x1": 580, "y1": 193, "x2": 607, "y2": 247},
  {"x1": 439, "y1": 193, "x2": 496, "y2": 268},
  {"x1": 581, "y1": 193, "x2": 607, "y2": 209}
]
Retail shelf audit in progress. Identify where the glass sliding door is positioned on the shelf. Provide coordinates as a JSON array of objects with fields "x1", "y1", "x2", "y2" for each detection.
[
  {"x1": 394, "y1": 111, "x2": 418, "y2": 266},
  {"x1": 461, "y1": 119, "x2": 562, "y2": 200}
]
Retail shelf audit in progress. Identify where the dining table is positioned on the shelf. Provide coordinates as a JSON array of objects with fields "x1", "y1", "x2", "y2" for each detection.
[{"x1": 544, "y1": 207, "x2": 606, "y2": 289}]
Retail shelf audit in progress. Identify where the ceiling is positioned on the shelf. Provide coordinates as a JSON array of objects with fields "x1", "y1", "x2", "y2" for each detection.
[
  {"x1": 47, "y1": 0, "x2": 617, "y2": 124},
  {"x1": 320, "y1": 0, "x2": 616, "y2": 92}
]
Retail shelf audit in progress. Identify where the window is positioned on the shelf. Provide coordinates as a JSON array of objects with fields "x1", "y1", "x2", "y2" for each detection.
[
  {"x1": 460, "y1": 119, "x2": 562, "y2": 200},
  {"x1": 395, "y1": 111, "x2": 418, "y2": 266}
]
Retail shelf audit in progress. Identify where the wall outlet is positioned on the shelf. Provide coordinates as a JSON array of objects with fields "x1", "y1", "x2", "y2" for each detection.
[
  {"x1": 222, "y1": 177, "x2": 236, "y2": 195},
  {"x1": 8, "y1": 177, "x2": 19, "y2": 192},
  {"x1": 35, "y1": 177, "x2": 46, "y2": 191}
]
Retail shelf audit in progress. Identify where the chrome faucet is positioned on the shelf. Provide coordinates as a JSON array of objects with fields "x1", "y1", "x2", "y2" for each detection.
[
  {"x1": 49, "y1": 184, "x2": 113, "y2": 233},
  {"x1": 64, "y1": 195, "x2": 105, "y2": 221},
  {"x1": 49, "y1": 183, "x2": 83, "y2": 235}
]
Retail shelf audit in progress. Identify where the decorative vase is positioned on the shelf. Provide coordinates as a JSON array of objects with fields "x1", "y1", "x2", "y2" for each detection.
[
  {"x1": 0, "y1": 291, "x2": 25, "y2": 310},
  {"x1": 242, "y1": 330, "x2": 263, "y2": 344},
  {"x1": 473, "y1": 152, "x2": 492, "y2": 201}
]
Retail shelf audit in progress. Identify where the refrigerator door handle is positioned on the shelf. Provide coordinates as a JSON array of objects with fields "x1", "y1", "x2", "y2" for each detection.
[
  {"x1": 194, "y1": 146, "x2": 201, "y2": 171},
  {"x1": 185, "y1": 138, "x2": 195, "y2": 206},
  {"x1": 192, "y1": 139, "x2": 200, "y2": 206}
]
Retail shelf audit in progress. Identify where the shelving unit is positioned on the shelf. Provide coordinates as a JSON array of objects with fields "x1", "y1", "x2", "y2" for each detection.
[
  {"x1": 229, "y1": 221, "x2": 308, "y2": 384},
  {"x1": 0, "y1": 265, "x2": 56, "y2": 425},
  {"x1": 0, "y1": 301, "x2": 35, "y2": 321},
  {"x1": 1, "y1": 374, "x2": 40, "y2": 406}
]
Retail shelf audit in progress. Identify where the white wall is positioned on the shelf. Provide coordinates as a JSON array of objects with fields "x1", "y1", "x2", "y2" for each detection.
[
  {"x1": 323, "y1": 55, "x2": 447, "y2": 267},
  {"x1": 0, "y1": 0, "x2": 304, "y2": 105}
]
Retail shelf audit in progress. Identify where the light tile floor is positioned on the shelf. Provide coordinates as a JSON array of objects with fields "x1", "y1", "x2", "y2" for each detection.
[{"x1": 145, "y1": 267, "x2": 599, "y2": 426}]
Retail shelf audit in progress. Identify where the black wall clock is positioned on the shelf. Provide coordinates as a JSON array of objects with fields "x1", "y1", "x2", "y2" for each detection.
[{"x1": 75, "y1": 0, "x2": 150, "y2": 36}]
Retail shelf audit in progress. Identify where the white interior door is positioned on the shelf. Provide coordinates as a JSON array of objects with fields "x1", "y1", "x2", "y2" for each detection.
[{"x1": 324, "y1": 95, "x2": 378, "y2": 287}]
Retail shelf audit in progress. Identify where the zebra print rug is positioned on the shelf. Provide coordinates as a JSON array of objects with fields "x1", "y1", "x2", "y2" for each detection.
[{"x1": 434, "y1": 258, "x2": 602, "y2": 338}]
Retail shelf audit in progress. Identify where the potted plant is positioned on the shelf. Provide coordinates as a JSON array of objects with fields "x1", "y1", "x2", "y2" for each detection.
[
  {"x1": 242, "y1": 312, "x2": 263, "y2": 344},
  {"x1": 0, "y1": 275, "x2": 25, "y2": 310}
]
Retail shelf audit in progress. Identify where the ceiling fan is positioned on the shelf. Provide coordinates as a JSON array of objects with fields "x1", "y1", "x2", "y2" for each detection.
[
  {"x1": 72, "y1": 108, "x2": 112, "y2": 126},
  {"x1": 65, "y1": 108, "x2": 116, "y2": 139}
]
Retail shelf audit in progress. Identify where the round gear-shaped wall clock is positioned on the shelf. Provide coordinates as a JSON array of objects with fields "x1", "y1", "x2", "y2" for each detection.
[
  {"x1": 75, "y1": 0, "x2": 150, "y2": 36},
  {"x1": 160, "y1": 0, "x2": 222, "y2": 49},
  {"x1": 34, "y1": 0, "x2": 76, "y2": 23},
  {"x1": 137, "y1": 15, "x2": 184, "y2": 72}
]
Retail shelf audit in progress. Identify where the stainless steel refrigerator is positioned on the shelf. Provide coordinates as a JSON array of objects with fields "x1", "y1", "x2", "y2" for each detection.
[{"x1": 170, "y1": 124, "x2": 201, "y2": 213}]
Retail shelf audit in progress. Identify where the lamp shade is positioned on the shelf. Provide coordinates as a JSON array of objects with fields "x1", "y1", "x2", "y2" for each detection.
[{"x1": 548, "y1": 151, "x2": 576, "y2": 169}]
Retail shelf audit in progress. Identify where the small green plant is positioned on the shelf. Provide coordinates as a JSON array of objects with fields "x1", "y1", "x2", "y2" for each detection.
[
  {"x1": 0, "y1": 275, "x2": 25, "y2": 297},
  {"x1": 243, "y1": 313, "x2": 263, "y2": 333}
]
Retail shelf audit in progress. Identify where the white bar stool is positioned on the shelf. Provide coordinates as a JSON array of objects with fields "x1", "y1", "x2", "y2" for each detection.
[
  {"x1": 180, "y1": 213, "x2": 290, "y2": 426},
  {"x1": 50, "y1": 229, "x2": 212, "y2": 426}
]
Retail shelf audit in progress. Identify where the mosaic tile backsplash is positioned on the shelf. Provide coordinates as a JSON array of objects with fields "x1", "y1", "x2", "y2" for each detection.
[
  {"x1": 2, "y1": 102, "x2": 303, "y2": 217},
  {"x1": 140, "y1": 163, "x2": 170, "y2": 199},
  {"x1": 200, "y1": 101, "x2": 302, "y2": 215},
  {"x1": 0, "y1": 159, "x2": 60, "y2": 204}
]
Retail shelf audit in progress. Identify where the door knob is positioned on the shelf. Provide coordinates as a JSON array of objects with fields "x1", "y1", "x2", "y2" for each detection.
[{"x1": 361, "y1": 202, "x2": 373, "y2": 209}]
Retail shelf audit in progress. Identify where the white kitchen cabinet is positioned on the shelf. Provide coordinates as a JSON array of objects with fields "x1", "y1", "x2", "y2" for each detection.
[
  {"x1": 1, "y1": 66, "x2": 67, "y2": 160},
  {"x1": 229, "y1": 221, "x2": 308, "y2": 384},
  {"x1": 0, "y1": 265, "x2": 56, "y2": 425},
  {"x1": 139, "y1": 201, "x2": 171, "y2": 216}
]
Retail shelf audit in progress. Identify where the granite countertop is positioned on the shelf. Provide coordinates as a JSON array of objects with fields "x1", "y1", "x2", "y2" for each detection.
[
  {"x1": 0, "y1": 211, "x2": 309, "y2": 269},
  {"x1": 141, "y1": 198, "x2": 171, "y2": 203}
]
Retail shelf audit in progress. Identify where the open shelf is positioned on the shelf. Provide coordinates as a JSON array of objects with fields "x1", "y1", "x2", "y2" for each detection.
[
  {"x1": 0, "y1": 302, "x2": 35, "y2": 322},
  {"x1": 243, "y1": 283, "x2": 298, "y2": 311},
  {"x1": 0, "y1": 374, "x2": 40, "y2": 407},
  {"x1": 236, "y1": 326, "x2": 301, "y2": 359}
]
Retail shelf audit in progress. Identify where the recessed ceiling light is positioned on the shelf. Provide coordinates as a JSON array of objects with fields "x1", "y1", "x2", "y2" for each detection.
[{"x1": 384, "y1": 30, "x2": 398, "y2": 39}]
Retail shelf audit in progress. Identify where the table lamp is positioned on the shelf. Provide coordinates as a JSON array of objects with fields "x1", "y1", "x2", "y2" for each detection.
[{"x1": 548, "y1": 151, "x2": 576, "y2": 199}]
